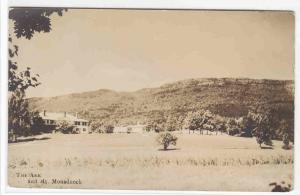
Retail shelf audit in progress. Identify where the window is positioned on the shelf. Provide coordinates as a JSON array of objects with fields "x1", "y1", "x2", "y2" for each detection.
[
  {"x1": 74, "y1": 121, "x2": 88, "y2": 126},
  {"x1": 83, "y1": 128, "x2": 86, "y2": 132},
  {"x1": 45, "y1": 120, "x2": 55, "y2": 125}
]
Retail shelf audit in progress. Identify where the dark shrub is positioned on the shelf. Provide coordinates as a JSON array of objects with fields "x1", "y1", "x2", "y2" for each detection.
[
  {"x1": 156, "y1": 132, "x2": 178, "y2": 150},
  {"x1": 104, "y1": 125, "x2": 114, "y2": 133},
  {"x1": 56, "y1": 121, "x2": 74, "y2": 134}
]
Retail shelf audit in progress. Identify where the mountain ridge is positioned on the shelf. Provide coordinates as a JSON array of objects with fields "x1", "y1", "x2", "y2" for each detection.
[
  {"x1": 28, "y1": 77, "x2": 294, "y2": 125},
  {"x1": 28, "y1": 77, "x2": 294, "y2": 99}
]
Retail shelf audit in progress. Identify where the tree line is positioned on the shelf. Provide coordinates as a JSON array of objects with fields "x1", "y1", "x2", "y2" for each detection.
[{"x1": 143, "y1": 109, "x2": 294, "y2": 149}]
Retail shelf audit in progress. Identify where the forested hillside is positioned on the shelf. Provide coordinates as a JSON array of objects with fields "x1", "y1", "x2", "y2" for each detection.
[{"x1": 28, "y1": 78, "x2": 294, "y2": 126}]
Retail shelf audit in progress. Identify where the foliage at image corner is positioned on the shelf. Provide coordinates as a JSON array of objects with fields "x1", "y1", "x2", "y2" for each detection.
[
  {"x1": 9, "y1": 8, "x2": 68, "y2": 40},
  {"x1": 269, "y1": 181, "x2": 292, "y2": 192},
  {"x1": 8, "y1": 8, "x2": 67, "y2": 142}
]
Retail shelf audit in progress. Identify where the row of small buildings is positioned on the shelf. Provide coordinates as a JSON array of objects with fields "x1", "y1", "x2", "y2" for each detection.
[{"x1": 40, "y1": 110, "x2": 146, "y2": 134}]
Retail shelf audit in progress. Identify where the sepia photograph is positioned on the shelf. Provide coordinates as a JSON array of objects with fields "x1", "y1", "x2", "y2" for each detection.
[{"x1": 7, "y1": 8, "x2": 294, "y2": 192}]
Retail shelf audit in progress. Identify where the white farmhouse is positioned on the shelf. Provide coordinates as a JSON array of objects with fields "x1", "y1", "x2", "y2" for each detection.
[{"x1": 40, "y1": 110, "x2": 90, "y2": 134}]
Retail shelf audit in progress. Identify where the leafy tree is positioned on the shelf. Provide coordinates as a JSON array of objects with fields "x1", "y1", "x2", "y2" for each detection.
[
  {"x1": 8, "y1": 8, "x2": 67, "y2": 139},
  {"x1": 8, "y1": 92, "x2": 45, "y2": 141},
  {"x1": 9, "y1": 8, "x2": 67, "y2": 92},
  {"x1": 278, "y1": 119, "x2": 293, "y2": 149},
  {"x1": 252, "y1": 114, "x2": 273, "y2": 148},
  {"x1": 104, "y1": 124, "x2": 114, "y2": 133},
  {"x1": 127, "y1": 127, "x2": 132, "y2": 134},
  {"x1": 156, "y1": 132, "x2": 178, "y2": 150},
  {"x1": 8, "y1": 37, "x2": 40, "y2": 93},
  {"x1": 144, "y1": 124, "x2": 152, "y2": 132},
  {"x1": 56, "y1": 120, "x2": 74, "y2": 134},
  {"x1": 165, "y1": 116, "x2": 177, "y2": 131},
  {"x1": 254, "y1": 105, "x2": 294, "y2": 140},
  {"x1": 183, "y1": 112, "x2": 198, "y2": 134},
  {"x1": 153, "y1": 122, "x2": 164, "y2": 133},
  {"x1": 225, "y1": 118, "x2": 242, "y2": 136},
  {"x1": 8, "y1": 33, "x2": 40, "y2": 141},
  {"x1": 8, "y1": 90, "x2": 32, "y2": 141},
  {"x1": 212, "y1": 115, "x2": 227, "y2": 135},
  {"x1": 145, "y1": 119, "x2": 164, "y2": 133},
  {"x1": 184, "y1": 110, "x2": 213, "y2": 134},
  {"x1": 240, "y1": 111, "x2": 258, "y2": 137},
  {"x1": 145, "y1": 111, "x2": 166, "y2": 132},
  {"x1": 30, "y1": 111, "x2": 46, "y2": 135},
  {"x1": 9, "y1": 8, "x2": 67, "y2": 40},
  {"x1": 176, "y1": 115, "x2": 186, "y2": 132},
  {"x1": 270, "y1": 106, "x2": 294, "y2": 140},
  {"x1": 90, "y1": 120, "x2": 104, "y2": 133}
]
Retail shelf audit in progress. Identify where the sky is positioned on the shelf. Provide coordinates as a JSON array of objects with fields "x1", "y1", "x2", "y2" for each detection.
[{"x1": 10, "y1": 9, "x2": 295, "y2": 98}]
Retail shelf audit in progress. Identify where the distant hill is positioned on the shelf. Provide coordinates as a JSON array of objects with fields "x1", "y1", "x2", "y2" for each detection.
[{"x1": 28, "y1": 78, "x2": 294, "y2": 125}]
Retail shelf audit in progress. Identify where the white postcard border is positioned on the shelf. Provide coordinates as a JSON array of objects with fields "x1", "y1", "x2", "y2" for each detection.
[{"x1": 1, "y1": 0, "x2": 300, "y2": 195}]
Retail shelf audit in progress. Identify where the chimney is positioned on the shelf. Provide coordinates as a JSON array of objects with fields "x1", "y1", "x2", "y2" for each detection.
[
  {"x1": 43, "y1": 110, "x2": 46, "y2": 116},
  {"x1": 64, "y1": 112, "x2": 67, "y2": 117},
  {"x1": 75, "y1": 112, "x2": 78, "y2": 118}
]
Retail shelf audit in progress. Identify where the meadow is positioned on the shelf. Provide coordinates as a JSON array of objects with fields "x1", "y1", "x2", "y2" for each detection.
[{"x1": 8, "y1": 132, "x2": 293, "y2": 191}]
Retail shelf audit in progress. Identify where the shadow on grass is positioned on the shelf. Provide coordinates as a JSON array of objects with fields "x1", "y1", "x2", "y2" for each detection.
[
  {"x1": 158, "y1": 148, "x2": 180, "y2": 151},
  {"x1": 282, "y1": 145, "x2": 293, "y2": 150},
  {"x1": 9, "y1": 137, "x2": 51, "y2": 144},
  {"x1": 260, "y1": 146, "x2": 274, "y2": 150}
]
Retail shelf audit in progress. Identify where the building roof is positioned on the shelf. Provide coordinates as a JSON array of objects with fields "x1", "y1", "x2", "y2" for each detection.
[{"x1": 39, "y1": 112, "x2": 89, "y2": 122}]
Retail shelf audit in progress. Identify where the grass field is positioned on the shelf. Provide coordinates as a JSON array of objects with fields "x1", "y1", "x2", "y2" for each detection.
[{"x1": 8, "y1": 132, "x2": 294, "y2": 191}]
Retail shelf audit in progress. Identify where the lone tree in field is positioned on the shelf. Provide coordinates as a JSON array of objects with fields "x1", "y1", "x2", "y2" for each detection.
[
  {"x1": 156, "y1": 132, "x2": 178, "y2": 150},
  {"x1": 8, "y1": 8, "x2": 67, "y2": 141},
  {"x1": 252, "y1": 114, "x2": 273, "y2": 148}
]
